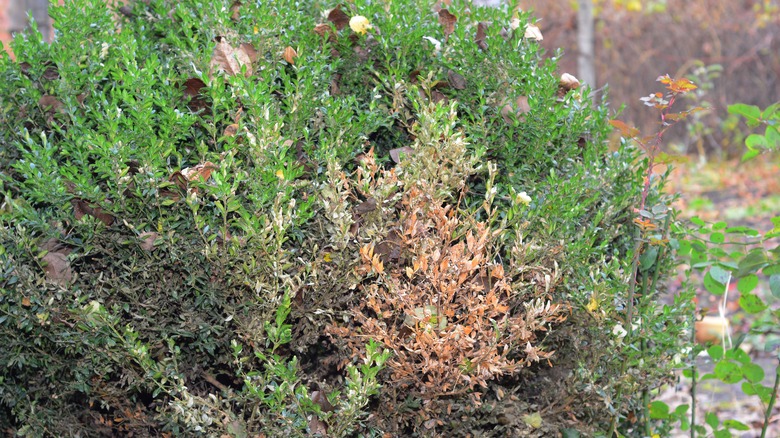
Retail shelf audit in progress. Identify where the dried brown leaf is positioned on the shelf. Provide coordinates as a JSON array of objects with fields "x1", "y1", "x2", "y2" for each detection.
[
  {"x1": 239, "y1": 43, "x2": 259, "y2": 63},
  {"x1": 183, "y1": 78, "x2": 206, "y2": 98},
  {"x1": 42, "y1": 65, "x2": 59, "y2": 81},
  {"x1": 42, "y1": 251, "x2": 73, "y2": 285},
  {"x1": 38, "y1": 95, "x2": 64, "y2": 114},
  {"x1": 71, "y1": 199, "x2": 114, "y2": 226},
  {"x1": 230, "y1": 1, "x2": 241, "y2": 21},
  {"x1": 223, "y1": 123, "x2": 239, "y2": 137},
  {"x1": 327, "y1": 6, "x2": 350, "y2": 31},
  {"x1": 210, "y1": 39, "x2": 253, "y2": 78},
  {"x1": 438, "y1": 9, "x2": 457, "y2": 38},
  {"x1": 476, "y1": 22, "x2": 488, "y2": 51},
  {"x1": 447, "y1": 70, "x2": 466, "y2": 90},
  {"x1": 500, "y1": 95, "x2": 531, "y2": 124},
  {"x1": 389, "y1": 146, "x2": 414, "y2": 163},
  {"x1": 310, "y1": 391, "x2": 334, "y2": 413},
  {"x1": 181, "y1": 162, "x2": 217, "y2": 182},
  {"x1": 138, "y1": 232, "x2": 158, "y2": 251},
  {"x1": 282, "y1": 46, "x2": 297, "y2": 65}
]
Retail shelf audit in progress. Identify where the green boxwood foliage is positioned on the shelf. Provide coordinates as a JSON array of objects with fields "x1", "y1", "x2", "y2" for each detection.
[{"x1": 0, "y1": 0, "x2": 687, "y2": 436}]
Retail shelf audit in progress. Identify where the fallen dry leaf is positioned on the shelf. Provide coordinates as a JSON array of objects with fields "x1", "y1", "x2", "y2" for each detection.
[
  {"x1": 327, "y1": 6, "x2": 350, "y2": 30},
  {"x1": 501, "y1": 95, "x2": 531, "y2": 124},
  {"x1": 71, "y1": 198, "x2": 114, "y2": 226},
  {"x1": 476, "y1": 21, "x2": 488, "y2": 51},
  {"x1": 42, "y1": 251, "x2": 73, "y2": 285},
  {"x1": 138, "y1": 232, "x2": 158, "y2": 252},
  {"x1": 524, "y1": 24, "x2": 543, "y2": 41},
  {"x1": 210, "y1": 39, "x2": 253, "y2": 78},
  {"x1": 438, "y1": 9, "x2": 457, "y2": 38},
  {"x1": 447, "y1": 70, "x2": 466, "y2": 90},
  {"x1": 559, "y1": 73, "x2": 580, "y2": 91},
  {"x1": 38, "y1": 95, "x2": 64, "y2": 114},
  {"x1": 230, "y1": 1, "x2": 241, "y2": 21},
  {"x1": 283, "y1": 46, "x2": 297, "y2": 65},
  {"x1": 389, "y1": 146, "x2": 414, "y2": 163},
  {"x1": 223, "y1": 123, "x2": 239, "y2": 137},
  {"x1": 181, "y1": 162, "x2": 218, "y2": 182}
]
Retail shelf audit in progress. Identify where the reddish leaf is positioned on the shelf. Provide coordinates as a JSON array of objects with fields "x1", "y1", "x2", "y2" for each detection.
[
  {"x1": 210, "y1": 38, "x2": 253, "y2": 78},
  {"x1": 438, "y1": 9, "x2": 457, "y2": 38},
  {"x1": 282, "y1": 46, "x2": 297, "y2": 65},
  {"x1": 476, "y1": 22, "x2": 488, "y2": 51},
  {"x1": 447, "y1": 70, "x2": 466, "y2": 90},
  {"x1": 327, "y1": 6, "x2": 350, "y2": 31},
  {"x1": 138, "y1": 232, "x2": 158, "y2": 251},
  {"x1": 501, "y1": 95, "x2": 531, "y2": 124},
  {"x1": 71, "y1": 199, "x2": 114, "y2": 226},
  {"x1": 42, "y1": 251, "x2": 73, "y2": 285},
  {"x1": 609, "y1": 120, "x2": 639, "y2": 138},
  {"x1": 181, "y1": 162, "x2": 217, "y2": 182},
  {"x1": 230, "y1": 1, "x2": 241, "y2": 21},
  {"x1": 38, "y1": 95, "x2": 64, "y2": 114},
  {"x1": 389, "y1": 146, "x2": 414, "y2": 163},
  {"x1": 223, "y1": 123, "x2": 239, "y2": 137},
  {"x1": 182, "y1": 78, "x2": 206, "y2": 98}
]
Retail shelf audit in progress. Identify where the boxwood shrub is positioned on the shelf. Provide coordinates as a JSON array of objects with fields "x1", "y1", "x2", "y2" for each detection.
[{"x1": 0, "y1": 0, "x2": 688, "y2": 436}]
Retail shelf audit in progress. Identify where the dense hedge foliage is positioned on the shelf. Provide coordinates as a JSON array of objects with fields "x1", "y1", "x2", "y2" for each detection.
[{"x1": 0, "y1": 0, "x2": 689, "y2": 436}]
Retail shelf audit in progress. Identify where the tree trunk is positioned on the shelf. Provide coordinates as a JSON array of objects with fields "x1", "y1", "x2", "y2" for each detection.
[{"x1": 577, "y1": 0, "x2": 596, "y2": 98}]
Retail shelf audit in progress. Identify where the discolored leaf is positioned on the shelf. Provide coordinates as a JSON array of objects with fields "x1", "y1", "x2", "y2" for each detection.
[
  {"x1": 182, "y1": 78, "x2": 206, "y2": 98},
  {"x1": 210, "y1": 38, "x2": 253, "y2": 78},
  {"x1": 239, "y1": 43, "x2": 259, "y2": 63},
  {"x1": 282, "y1": 46, "x2": 297, "y2": 65},
  {"x1": 438, "y1": 9, "x2": 457, "y2": 38},
  {"x1": 609, "y1": 120, "x2": 639, "y2": 138},
  {"x1": 524, "y1": 24, "x2": 543, "y2": 41},
  {"x1": 230, "y1": 1, "x2": 241, "y2": 21},
  {"x1": 501, "y1": 96, "x2": 531, "y2": 124},
  {"x1": 181, "y1": 162, "x2": 217, "y2": 182},
  {"x1": 138, "y1": 232, "x2": 158, "y2": 252},
  {"x1": 476, "y1": 22, "x2": 488, "y2": 51},
  {"x1": 327, "y1": 6, "x2": 350, "y2": 31},
  {"x1": 38, "y1": 95, "x2": 64, "y2": 114},
  {"x1": 42, "y1": 65, "x2": 59, "y2": 81},
  {"x1": 223, "y1": 123, "x2": 239, "y2": 137},
  {"x1": 313, "y1": 23, "x2": 335, "y2": 40},
  {"x1": 71, "y1": 198, "x2": 114, "y2": 226},
  {"x1": 310, "y1": 390, "x2": 334, "y2": 413},
  {"x1": 389, "y1": 146, "x2": 414, "y2": 163},
  {"x1": 354, "y1": 198, "x2": 377, "y2": 215},
  {"x1": 559, "y1": 73, "x2": 580, "y2": 91},
  {"x1": 42, "y1": 251, "x2": 73, "y2": 285},
  {"x1": 447, "y1": 70, "x2": 466, "y2": 90}
]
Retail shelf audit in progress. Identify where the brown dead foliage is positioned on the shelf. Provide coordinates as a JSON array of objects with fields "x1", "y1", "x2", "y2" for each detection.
[{"x1": 327, "y1": 151, "x2": 565, "y2": 422}]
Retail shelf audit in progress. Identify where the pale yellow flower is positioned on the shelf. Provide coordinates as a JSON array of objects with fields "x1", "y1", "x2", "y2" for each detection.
[
  {"x1": 517, "y1": 191, "x2": 532, "y2": 205},
  {"x1": 349, "y1": 15, "x2": 372, "y2": 35}
]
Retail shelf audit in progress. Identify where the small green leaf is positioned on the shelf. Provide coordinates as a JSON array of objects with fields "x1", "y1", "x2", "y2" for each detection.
[
  {"x1": 770, "y1": 275, "x2": 780, "y2": 299},
  {"x1": 707, "y1": 345, "x2": 724, "y2": 361},
  {"x1": 763, "y1": 264, "x2": 780, "y2": 276},
  {"x1": 742, "y1": 363, "x2": 765, "y2": 383},
  {"x1": 690, "y1": 216, "x2": 706, "y2": 226},
  {"x1": 737, "y1": 274, "x2": 759, "y2": 294},
  {"x1": 648, "y1": 401, "x2": 670, "y2": 419},
  {"x1": 714, "y1": 361, "x2": 743, "y2": 384},
  {"x1": 742, "y1": 381, "x2": 757, "y2": 395},
  {"x1": 712, "y1": 221, "x2": 728, "y2": 230},
  {"x1": 745, "y1": 134, "x2": 768, "y2": 150},
  {"x1": 710, "y1": 232, "x2": 725, "y2": 243},
  {"x1": 639, "y1": 247, "x2": 658, "y2": 272},
  {"x1": 739, "y1": 293, "x2": 767, "y2": 314},
  {"x1": 705, "y1": 411, "x2": 719, "y2": 429},
  {"x1": 742, "y1": 149, "x2": 761, "y2": 161},
  {"x1": 728, "y1": 103, "x2": 761, "y2": 124},
  {"x1": 738, "y1": 250, "x2": 768, "y2": 276},
  {"x1": 723, "y1": 419, "x2": 750, "y2": 431},
  {"x1": 710, "y1": 265, "x2": 731, "y2": 284},
  {"x1": 765, "y1": 125, "x2": 780, "y2": 147},
  {"x1": 703, "y1": 271, "x2": 726, "y2": 295}
]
